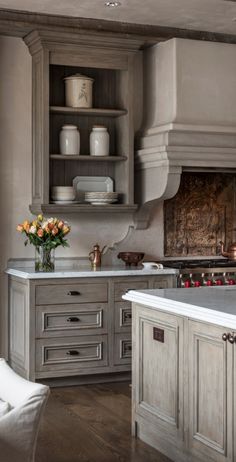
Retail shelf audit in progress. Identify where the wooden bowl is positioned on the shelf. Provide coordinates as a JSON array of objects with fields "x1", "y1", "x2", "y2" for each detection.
[{"x1": 117, "y1": 252, "x2": 145, "y2": 267}]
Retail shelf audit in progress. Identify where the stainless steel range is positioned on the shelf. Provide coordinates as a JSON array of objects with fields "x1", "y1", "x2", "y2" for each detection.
[{"x1": 161, "y1": 259, "x2": 236, "y2": 288}]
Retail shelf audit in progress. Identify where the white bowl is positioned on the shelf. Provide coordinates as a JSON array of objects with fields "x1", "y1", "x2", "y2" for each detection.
[{"x1": 52, "y1": 186, "x2": 74, "y2": 192}]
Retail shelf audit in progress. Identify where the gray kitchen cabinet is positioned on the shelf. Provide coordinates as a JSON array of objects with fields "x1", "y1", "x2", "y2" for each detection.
[
  {"x1": 23, "y1": 29, "x2": 142, "y2": 216},
  {"x1": 8, "y1": 273, "x2": 175, "y2": 383},
  {"x1": 188, "y1": 320, "x2": 233, "y2": 462},
  {"x1": 132, "y1": 303, "x2": 185, "y2": 462},
  {"x1": 132, "y1": 304, "x2": 234, "y2": 462}
]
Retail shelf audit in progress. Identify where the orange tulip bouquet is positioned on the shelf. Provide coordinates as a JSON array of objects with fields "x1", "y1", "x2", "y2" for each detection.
[{"x1": 17, "y1": 214, "x2": 71, "y2": 272}]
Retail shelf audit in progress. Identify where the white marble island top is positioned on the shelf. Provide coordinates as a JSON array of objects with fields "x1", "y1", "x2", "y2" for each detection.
[
  {"x1": 123, "y1": 286, "x2": 236, "y2": 329},
  {"x1": 5, "y1": 264, "x2": 178, "y2": 280}
]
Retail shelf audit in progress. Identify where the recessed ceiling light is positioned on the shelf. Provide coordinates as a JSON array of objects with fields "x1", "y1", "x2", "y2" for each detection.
[{"x1": 105, "y1": 1, "x2": 121, "y2": 7}]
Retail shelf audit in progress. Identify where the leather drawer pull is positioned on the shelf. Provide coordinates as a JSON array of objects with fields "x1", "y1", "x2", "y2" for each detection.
[
  {"x1": 67, "y1": 316, "x2": 80, "y2": 323},
  {"x1": 67, "y1": 291, "x2": 81, "y2": 296},
  {"x1": 66, "y1": 350, "x2": 79, "y2": 356}
]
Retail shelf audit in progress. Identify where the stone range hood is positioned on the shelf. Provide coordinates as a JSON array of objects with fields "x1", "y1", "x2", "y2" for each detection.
[{"x1": 135, "y1": 38, "x2": 236, "y2": 229}]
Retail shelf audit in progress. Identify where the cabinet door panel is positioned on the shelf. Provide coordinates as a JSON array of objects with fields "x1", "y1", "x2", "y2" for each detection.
[
  {"x1": 188, "y1": 321, "x2": 233, "y2": 462},
  {"x1": 133, "y1": 304, "x2": 184, "y2": 443}
]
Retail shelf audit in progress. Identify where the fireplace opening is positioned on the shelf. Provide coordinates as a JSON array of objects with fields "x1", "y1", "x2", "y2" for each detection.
[{"x1": 164, "y1": 172, "x2": 236, "y2": 257}]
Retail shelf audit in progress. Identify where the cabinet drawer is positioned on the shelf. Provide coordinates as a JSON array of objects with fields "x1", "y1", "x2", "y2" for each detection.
[
  {"x1": 36, "y1": 303, "x2": 107, "y2": 338},
  {"x1": 115, "y1": 302, "x2": 132, "y2": 333},
  {"x1": 36, "y1": 282, "x2": 108, "y2": 305},
  {"x1": 36, "y1": 335, "x2": 108, "y2": 372},
  {"x1": 114, "y1": 280, "x2": 148, "y2": 301},
  {"x1": 114, "y1": 333, "x2": 132, "y2": 365}
]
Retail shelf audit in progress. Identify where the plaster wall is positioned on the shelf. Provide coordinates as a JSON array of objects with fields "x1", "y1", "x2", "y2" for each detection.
[
  {"x1": 0, "y1": 36, "x2": 163, "y2": 357},
  {"x1": 145, "y1": 38, "x2": 236, "y2": 129}
]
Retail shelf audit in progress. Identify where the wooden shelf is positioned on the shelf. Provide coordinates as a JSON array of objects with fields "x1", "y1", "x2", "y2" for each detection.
[
  {"x1": 30, "y1": 204, "x2": 138, "y2": 214},
  {"x1": 50, "y1": 154, "x2": 127, "y2": 161},
  {"x1": 50, "y1": 106, "x2": 127, "y2": 117}
]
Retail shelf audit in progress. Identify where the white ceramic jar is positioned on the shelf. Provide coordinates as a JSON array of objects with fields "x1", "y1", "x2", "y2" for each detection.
[
  {"x1": 90, "y1": 125, "x2": 110, "y2": 157},
  {"x1": 64, "y1": 73, "x2": 94, "y2": 108},
  {"x1": 59, "y1": 125, "x2": 80, "y2": 155}
]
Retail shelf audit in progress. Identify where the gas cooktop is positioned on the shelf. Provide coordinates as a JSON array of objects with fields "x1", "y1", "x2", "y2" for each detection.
[{"x1": 160, "y1": 259, "x2": 236, "y2": 270}]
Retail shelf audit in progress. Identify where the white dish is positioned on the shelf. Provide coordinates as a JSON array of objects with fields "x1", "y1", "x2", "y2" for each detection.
[
  {"x1": 85, "y1": 199, "x2": 117, "y2": 204},
  {"x1": 85, "y1": 192, "x2": 118, "y2": 197},
  {"x1": 51, "y1": 200, "x2": 80, "y2": 204},
  {"x1": 142, "y1": 262, "x2": 163, "y2": 269},
  {"x1": 73, "y1": 176, "x2": 114, "y2": 202},
  {"x1": 89, "y1": 201, "x2": 117, "y2": 206}
]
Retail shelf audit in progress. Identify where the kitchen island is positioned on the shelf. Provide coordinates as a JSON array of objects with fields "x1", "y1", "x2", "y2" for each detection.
[{"x1": 124, "y1": 287, "x2": 236, "y2": 462}]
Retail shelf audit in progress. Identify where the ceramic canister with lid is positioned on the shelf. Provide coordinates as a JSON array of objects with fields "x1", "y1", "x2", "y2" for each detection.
[
  {"x1": 64, "y1": 73, "x2": 94, "y2": 108},
  {"x1": 59, "y1": 125, "x2": 80, "y2": 155},
  {"x1": 90, "y1": 125, "x2": 110, "y2": 157}
]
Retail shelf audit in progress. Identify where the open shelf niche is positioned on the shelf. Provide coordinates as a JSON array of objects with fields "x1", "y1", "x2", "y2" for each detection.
[{"x1": 24, "y1": 30, "x2": 142, "y2": 215}]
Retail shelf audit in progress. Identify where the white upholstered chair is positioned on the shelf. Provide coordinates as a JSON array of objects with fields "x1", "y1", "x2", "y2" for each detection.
[{"x1": 0, "y1": 358, "x2": 50, "y2": 462}]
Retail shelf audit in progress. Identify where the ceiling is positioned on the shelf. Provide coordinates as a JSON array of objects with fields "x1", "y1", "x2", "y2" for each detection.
[{"x1": 0, "y1": 0, "x2": 236, "y2": 35}]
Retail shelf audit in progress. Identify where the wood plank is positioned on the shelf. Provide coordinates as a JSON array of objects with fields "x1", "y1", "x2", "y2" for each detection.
[
  {"x1": 36, "y1": 382, "x2": 172, "y2": 462},
  {"x1": 50, "y1": 154, "x2": 127, "y2": 161},
  {"x1": 1, "y1": 9, "x2": 236, "y2": 46},
  {"x1": 39, "y1": 204, "x2": 138, "y2": 213},
  {"x1": 50, "y1": 106, "x2": 127, "y2": 117}
]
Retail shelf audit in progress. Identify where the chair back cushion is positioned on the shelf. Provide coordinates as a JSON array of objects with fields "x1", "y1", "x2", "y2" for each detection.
[{"x1": 0, "y1": 399, "x2": 11, "y2": 418}]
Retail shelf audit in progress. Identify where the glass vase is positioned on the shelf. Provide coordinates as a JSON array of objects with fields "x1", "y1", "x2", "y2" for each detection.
[{"x1": 35, "y1": 247, "x2": 55, "y2": 272}]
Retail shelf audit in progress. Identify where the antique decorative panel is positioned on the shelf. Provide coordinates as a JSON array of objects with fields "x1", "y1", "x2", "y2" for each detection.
[{"x1": 164, "y1": 173, "x2": 236, "y2": 257}]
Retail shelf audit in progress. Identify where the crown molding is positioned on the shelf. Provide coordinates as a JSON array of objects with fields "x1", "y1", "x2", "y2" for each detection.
[{"x1": 0, "y1": 8, "x2": 236, "y2": 46}]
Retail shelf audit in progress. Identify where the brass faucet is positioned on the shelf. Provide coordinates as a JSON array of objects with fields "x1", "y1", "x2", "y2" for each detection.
[{"x1": 89, "y1": 244, "x2": 107, "y2": 269}]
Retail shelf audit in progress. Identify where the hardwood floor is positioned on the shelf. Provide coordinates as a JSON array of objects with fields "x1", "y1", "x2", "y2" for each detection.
[{"x1": 36, "y1": 381, "x2": 173, "y2": 462}]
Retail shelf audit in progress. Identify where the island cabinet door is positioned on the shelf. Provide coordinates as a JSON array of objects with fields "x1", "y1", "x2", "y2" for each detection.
[
  {"x1": 188, "y1": 320, "x2": 233, "y2": 462},
  {"x1": 133, "y1": 304, "x2": 185, "y2": 455}
]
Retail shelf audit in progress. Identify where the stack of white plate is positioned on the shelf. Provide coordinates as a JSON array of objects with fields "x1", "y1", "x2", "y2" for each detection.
[
  {"x1": 51, "y1": 186, "x2": 77, "y2": 204},
  {"x1": 85, "y1": 191, "x2": 118, "y2": 205}
]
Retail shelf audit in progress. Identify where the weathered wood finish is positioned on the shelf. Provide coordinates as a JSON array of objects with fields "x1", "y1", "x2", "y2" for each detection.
[
  {"x1": 24, "y1": 29, "x2": 140, "y2": 214},
  {"x1": 36, "y1": 382, "x2": 173, "y2": 462},
  {"x1": 35, "y1": 303, "x2": 108, "y2": 338},
  {"x1": 188, "y1": 320, "x2": 233, "y2": 462},
  {"x1": 1, "y1": 8, "x2": 236, "y2": 47},
  {"x1": 133, "y1": 303, "x2": 185, "y2": 460},
  {"x1": 36, "y1": 335, "x2": 108, "y2": 373},
  {"x1": 132, "y1": 303, "x2": 235, "y2": 462},
  {"x1": 9, "y1": 274, "x2": 176, "y2": 383},
  {"x1": 35, "y1": 281, "x2": 108, "y2": 305}
]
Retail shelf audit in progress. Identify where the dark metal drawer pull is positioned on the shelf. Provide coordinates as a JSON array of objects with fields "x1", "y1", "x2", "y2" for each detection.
[
  {"x1": 66, "y1": 350, "x2": 79, "y2": 356},
  {"x1": 67, "y1": 316, "x2": 80, "y2": 323},
  {"x1": 124, "y1": 344, "x2": 132, "y2": 351},
  {"x1": 67, "y1": 291, "x2": 81, "y2": 296},
  {"x1": 124, "y1": 312, "x2": 132, "y2": 319}
]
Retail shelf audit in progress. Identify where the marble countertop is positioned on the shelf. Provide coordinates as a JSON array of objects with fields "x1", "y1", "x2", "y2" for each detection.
[
  {"x1": 123, "y1": 286, "x2": 236, "y2": 329},
  {"x1": 5, "y1": 265, "x2": 178, "y2": 280}
]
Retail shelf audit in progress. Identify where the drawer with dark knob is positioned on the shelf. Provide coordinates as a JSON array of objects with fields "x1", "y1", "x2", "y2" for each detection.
[
  {"x1": 115, "y1": 302, "x2": 132, "y2": 333},
  {"x1": 36, "y1": 282, "x2": 108, "y2": 305},
  {"x1": 36, "y1": 303, "x2": 107, "y2": 338},
  {"x1": 114, "y1": 333, "x2": 132, "y2": 365},
  {"x1": 36, "y1": 335, "x2": 108, "y2": 372},
  {"x1": 114, "y1": 280, "x2": 148, "y2": 301}
]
